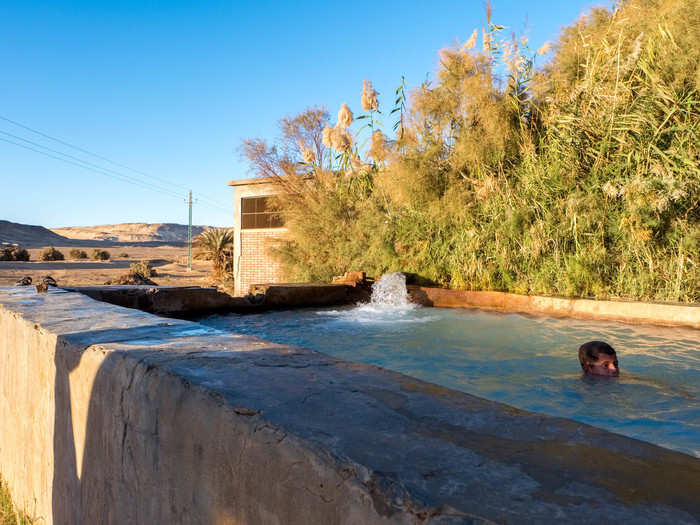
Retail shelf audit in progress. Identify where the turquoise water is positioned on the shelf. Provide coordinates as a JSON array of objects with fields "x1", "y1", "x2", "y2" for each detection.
[{"x1": 200, "y1": 304, "x2": 700, "y2": 457}]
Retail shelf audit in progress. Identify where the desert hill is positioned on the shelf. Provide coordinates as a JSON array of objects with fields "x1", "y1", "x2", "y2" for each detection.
[
  {"x1": 0, "y1": 220, "x2": 214, "y2": 247},
  {"x1": 51, "y1": 223, "x2": 212, "y2": 243},
  {"x1": 0, "y1": 220, "x2": 72, "y2": 246}
]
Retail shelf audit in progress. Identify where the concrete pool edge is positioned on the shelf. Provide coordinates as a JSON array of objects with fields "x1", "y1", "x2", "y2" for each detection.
[
  {"x1": 61, "y1": 283, "x2": 699, "y2": 330},
  {"x1": 62, "y1": 283, "x2": 371, "y2": 317},
  {"x1": 1, "y1": 287, "x2": 698, "y2": 524},
  {"x1": 408, "y1": 286, "x2": 700, "y2": 329}
]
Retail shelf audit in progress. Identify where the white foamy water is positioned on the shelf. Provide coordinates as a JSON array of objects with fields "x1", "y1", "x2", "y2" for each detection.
[
  {"x1": 370, "y1": 272, "x2": 415, "y2": 308},
  {"x1": 317, "y1": 273, "x2": 428, "y2": 324}
]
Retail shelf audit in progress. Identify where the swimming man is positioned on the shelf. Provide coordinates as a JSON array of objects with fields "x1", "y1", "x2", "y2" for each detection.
[{"x1": 578, "y1": 341, "x2": 619, "y2": 377}]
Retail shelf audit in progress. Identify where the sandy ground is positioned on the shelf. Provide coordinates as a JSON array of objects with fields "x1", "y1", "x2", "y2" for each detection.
[{"x1": 0, "y1": 245, "x2": 214, "y2": 287}]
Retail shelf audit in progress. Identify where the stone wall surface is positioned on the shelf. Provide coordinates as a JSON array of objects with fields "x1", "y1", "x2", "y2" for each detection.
[
  {"x1": 0, "y1": 287, "x2": 699, "y2": 524},
  {"x1": 62, "y1": 284, "x2": 371, "y2": 317},
  {"x1": 408, "y1": 286, "x2": 700, "y2": 329}
]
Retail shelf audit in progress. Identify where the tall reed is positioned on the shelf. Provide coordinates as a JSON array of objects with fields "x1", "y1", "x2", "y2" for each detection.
[{"x1": 243, "y1": 0, "x2": 699, "y2": 302}]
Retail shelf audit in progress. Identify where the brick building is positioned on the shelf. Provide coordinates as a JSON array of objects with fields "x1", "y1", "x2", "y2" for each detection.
[{"x1": 228, "y1": 177, "x2": 287, "y2": 296}]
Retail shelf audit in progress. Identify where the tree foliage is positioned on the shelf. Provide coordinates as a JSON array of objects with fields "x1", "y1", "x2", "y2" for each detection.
[
  {"x1": 242, "y1": 0, "x2": 699, "y2": 302},
  {"x1": 194, "y1": 228, "x2": 234, "y2": 279}
]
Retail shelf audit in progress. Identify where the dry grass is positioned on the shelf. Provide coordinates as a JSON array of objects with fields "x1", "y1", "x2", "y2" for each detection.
[
  {"x1": 0, "y1": 245, "x2": 212, "y2": 287},
  {"x1": 0, "y1": 477, "x2": 34, "y2": 525},
  {"x1": 242, "y1": 0, "x2": 698, "y2": 302}
]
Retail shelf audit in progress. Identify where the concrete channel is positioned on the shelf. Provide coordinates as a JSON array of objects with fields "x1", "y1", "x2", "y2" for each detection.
[{"x1": 0, "y1": 286, "x2": 698, "y2": 524}]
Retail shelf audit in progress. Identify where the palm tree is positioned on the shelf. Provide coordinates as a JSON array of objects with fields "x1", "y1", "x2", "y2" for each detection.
[{"x1": 193, "y1": 228, "x2": 234, "y2": 279}]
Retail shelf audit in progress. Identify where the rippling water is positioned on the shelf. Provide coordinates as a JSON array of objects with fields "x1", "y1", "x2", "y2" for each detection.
[{"x1": 200, "y1": 305, "x2": 700, "y2": 457}]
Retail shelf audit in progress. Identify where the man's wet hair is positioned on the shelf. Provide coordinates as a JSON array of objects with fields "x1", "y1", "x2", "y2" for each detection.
[{"x1": 578, "y1": 341, "x2": 617, "y2": 369}]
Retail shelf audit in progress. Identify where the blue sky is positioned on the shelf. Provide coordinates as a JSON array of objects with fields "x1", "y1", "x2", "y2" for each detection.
[{"x1": 1, "y1": 0, "x2": 601, "y2": 227}]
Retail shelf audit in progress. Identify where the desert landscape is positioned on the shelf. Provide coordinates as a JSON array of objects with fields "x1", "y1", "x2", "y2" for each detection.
[
  {"x1": 0, "y1": 220, "x2": 214, "y2": 287},
  {"x1": 2, "y1": 1, "x2": 698, "y2": 523}
]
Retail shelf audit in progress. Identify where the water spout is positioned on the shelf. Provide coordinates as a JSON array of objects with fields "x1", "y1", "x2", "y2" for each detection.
[
  {"x1": 370, "y1": 273, "x2": 415, "y2": 309},
  {"x1": 314, "y1": 272, "x2": 420, "y2": 323}
]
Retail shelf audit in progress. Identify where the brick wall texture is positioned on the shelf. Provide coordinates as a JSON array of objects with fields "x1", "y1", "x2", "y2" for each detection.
[{"x1": 238, "y1": 230, "x2": 286, "y2": 295}]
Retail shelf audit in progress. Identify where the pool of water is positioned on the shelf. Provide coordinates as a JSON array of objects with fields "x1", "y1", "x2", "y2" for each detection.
[{"x1": 200, "y1": 303, "x2": 700, "y2": 457}]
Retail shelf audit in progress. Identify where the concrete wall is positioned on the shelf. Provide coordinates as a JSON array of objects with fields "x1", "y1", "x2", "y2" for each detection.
[
  {"x1": 1, "y1": 287, "x2": 699, "y2": 524},
  {"x1": 228, "y1": 178, "x2": 287, "y2": 296},
  {"x1": 408, "y1": 286, "x2": 700, "y2": 329}
]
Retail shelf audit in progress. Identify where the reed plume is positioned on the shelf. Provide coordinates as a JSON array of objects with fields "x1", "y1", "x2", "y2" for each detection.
[{"x1": 361, "y1": 80, "x2": 378, "y2": 111}]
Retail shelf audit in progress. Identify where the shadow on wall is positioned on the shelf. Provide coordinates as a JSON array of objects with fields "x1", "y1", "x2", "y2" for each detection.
[
  {"x1": 48, "y1": 329, "x2": 348, "y2": 525},
  {"x1": 52, "y1": 341, "x2": 82, "y2": 524},
  {"x1": 50, "y1": 330, "x2": 248, "y2": 524},
  {"x1": 52, "y1": 328, "x2": 246, "y2": 525}
]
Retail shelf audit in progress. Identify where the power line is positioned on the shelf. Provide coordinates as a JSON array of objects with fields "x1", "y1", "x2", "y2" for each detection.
[
  {"x1": 0, "y1": 114, "x2": 229, "y2": 208},
  {"x1": 1, "y1": 134, "x2": 232, "y2": 220},
  {"x1": 0, "y1": 136, "x2": 198, "y2": 203},
  {"x1": 0, "y1": 136, "x2": 232, "y2": 218},
  {"x1": 0, "y1": 129, "x2": 187, "y2": 200},
  {"x1": 0, "y1": 114, "x2": 231, "y2": 210}
]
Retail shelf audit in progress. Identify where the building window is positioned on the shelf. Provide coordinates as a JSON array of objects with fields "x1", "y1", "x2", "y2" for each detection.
[{"x1": 240, "y1": 196, "x2": 284, "y2": 229}]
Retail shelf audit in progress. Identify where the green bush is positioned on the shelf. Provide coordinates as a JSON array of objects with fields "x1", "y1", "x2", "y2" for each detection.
[
  {"x1": 0, "y1": 245, "x2": 30, "y2": 261},
  {"x1": 129, "y1": 260, "x2": 156, "y2": 277},
  {"x1": 69, "y1": 249, "x2": 88, "y2": 260},
  {"x1": 1, "y1": 475, "x2": 36, "y2": 524},
  {"x1": 11, "y1": 247, "x2": 29, "y2": 261},
  {"x1": 91, "y1": 249, "x2": 110, "y2": 261},
  {"x1": 1, "y1": 246, "x2": 24, "y2": 261},
  {"x1": 243, "y1": 0, "x2": 699, "y2": 303},
  {"x1": 193, "y1": 229, "x2": 234, "y2": 280},
  {"x1": 39, "y1": 247, "x2": 64, "y2": 261}
]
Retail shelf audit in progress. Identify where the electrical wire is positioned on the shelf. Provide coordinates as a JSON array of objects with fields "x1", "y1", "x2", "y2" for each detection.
[
  {"x1": 1, "y1": 133, "x2": 232, "y2": 219},
  {"x1": 0, "y1": 136, "x2": 197, "y2": 202},
  {"x1": 0, "y1": 130, "x2": 188, "y2": 200},
  {"x1": 0, "y1": 113, "x2": 230, "y2": 208},
  {"x1": 0, "y1": 136, "x2": 233, "y2": 217},
  {"x1": 0, "y1": 114, "x2": 232, "y2": 211}
]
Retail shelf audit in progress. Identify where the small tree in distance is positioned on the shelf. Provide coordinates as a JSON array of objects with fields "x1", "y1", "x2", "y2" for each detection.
[
  {"x1": 193, "y1": 228, "x2": 234, "y2": 281},
  {"x1": 40, "y1": 247, "x2": 64, "y2": 261},
  {"x1": 91, "y1": 249, "x2": 110, "y2": 261}
]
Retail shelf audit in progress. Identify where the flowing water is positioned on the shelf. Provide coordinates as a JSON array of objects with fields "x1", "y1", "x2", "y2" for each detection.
[{"x1": 200, "y1": 274, "x2": 700, "y2": 457}]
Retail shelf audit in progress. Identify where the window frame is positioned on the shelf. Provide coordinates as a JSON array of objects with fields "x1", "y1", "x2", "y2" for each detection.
[{"x1": 240, "y1": 196, "x2": 284, "y2": 230}]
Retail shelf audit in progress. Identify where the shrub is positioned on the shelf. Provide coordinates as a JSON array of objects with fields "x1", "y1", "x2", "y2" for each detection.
[
  {"x1": 91, "y1": 249, "x2": 110, "y2": 261},
  {"x1": 193, "y1": 229, "x2": 234, "y2": 279},
  {"x1": 11, "y1": 247, "x2": 29, "y2": 261},
  {"x1": 1, "y1": 474, "x2": 36, "y2": 524},
  {"x1": 69, "y1": 249, "x2": 88, "y2": 260},
  {"x1": 0, "y1": 245, "x2": 30, "y2": 261},
  {"x1": 129, "y1": 260, "x2": 156, "y2": 277},
  {"x1": 118, "y1": 252, "x2": 129, "y2": 258},
  {"x1": 39, "y1": 247, "x2": 64, "y2": 261}
]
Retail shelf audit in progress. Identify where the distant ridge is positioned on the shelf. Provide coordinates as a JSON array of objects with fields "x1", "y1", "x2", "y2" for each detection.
[
  {"x1": 0, "y1": 220, "x2": 71, "y2": 246},
  {"x1": 0, "y1": 220, "x2": 214, "y2": 247},
  {"x1": 51, "y1": 223, "x2": 213, "y2": 243}
]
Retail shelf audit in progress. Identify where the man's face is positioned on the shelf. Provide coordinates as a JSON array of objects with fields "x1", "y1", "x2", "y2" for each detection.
[{"x1": 585, "y1": 354, "x2": 619, "y2": 376}]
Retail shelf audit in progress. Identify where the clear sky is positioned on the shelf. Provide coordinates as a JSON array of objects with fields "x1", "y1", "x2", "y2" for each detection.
[{"x1": 1, "y1": 0, "x2": 601, "y2": 228}]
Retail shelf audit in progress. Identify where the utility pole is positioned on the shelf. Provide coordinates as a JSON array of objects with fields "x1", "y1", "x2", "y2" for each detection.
[{"x1": 187, "y1": 190, "x2": 193, "y2": 271}]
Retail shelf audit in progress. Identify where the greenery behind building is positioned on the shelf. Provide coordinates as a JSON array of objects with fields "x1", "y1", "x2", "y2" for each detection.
[{"x1": 242, "y1": 0, "x2": 699, "y2": 303}]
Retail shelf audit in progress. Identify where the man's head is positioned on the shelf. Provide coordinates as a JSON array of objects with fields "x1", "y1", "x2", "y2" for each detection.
[{"x1": 579, "y1": 341, "x2": 619, "y2": 377}]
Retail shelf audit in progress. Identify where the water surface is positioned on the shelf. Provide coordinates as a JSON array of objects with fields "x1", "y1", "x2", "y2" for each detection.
[{"x1": 200, "y1": 304, "x2": 700, "y2": 457}]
